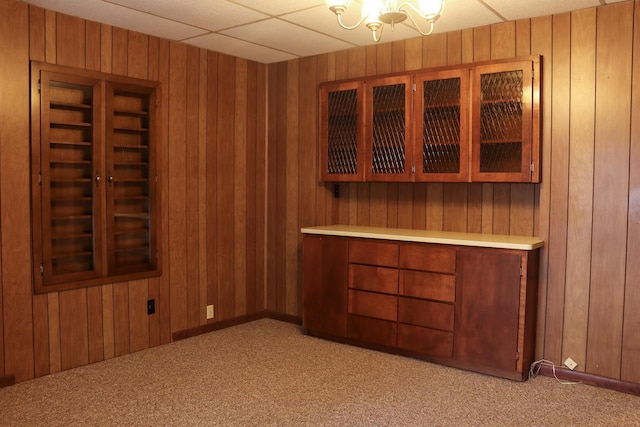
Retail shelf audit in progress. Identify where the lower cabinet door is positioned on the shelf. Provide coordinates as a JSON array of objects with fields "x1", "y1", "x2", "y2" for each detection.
[
  {"x1": 302, "y1": 235, "x2": 348, "y2": 337},
  {"x1": 454, "y1": 248, "x2": 522, "y2": 372}
]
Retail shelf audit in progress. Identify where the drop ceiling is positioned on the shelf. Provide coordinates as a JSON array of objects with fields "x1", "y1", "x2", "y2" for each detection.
[{"x1": 19, "y1": 0, "x2": 628, "y2": 64}]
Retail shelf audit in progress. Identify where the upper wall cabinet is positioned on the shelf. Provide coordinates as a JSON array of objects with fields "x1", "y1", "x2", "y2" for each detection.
[
  {"x1": 31, "y1": 61, "x2": 161, "y2": 293},
  {"x1": 318, "y1": 56, "x2": 541, "y2": 183}
]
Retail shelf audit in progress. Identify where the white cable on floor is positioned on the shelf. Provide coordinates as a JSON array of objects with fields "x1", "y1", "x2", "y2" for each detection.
[{"x1": 529, "y1": 359, "x2": 581, "y2": 385}]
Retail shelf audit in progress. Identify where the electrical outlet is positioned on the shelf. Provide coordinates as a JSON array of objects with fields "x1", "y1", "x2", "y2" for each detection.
[
  {"x1": 206, "y1": 304, "x2": 214, "y2": 320},
  {"x1": 147, "y1": 299, "x2": 155, "y2": 315},
  {"x1": 564, "y1": 357, "x2": 578, "y2": 370}
]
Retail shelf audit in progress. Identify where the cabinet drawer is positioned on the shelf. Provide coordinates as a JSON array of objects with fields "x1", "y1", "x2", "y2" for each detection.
[
  {"x1": 398, "y1": 297, "x2": 454, "y2": 331},
  {"x1": 348, "y1": 315, "x2": 397, "y2": 347},
  {"x1": 399, "y1": 270, "x2": 455, "y2": 302},
  {"x1": 348, "y1": 289, "x2": 397, "y2": 321},
  {"x1": 397, "y1": 323, "x2": 453, "y2": 358},
  {"x1": 349, "y1": 239, "x2": 398, "y2": 267},
  {"x1": 349, "y1": 264, "x2": 398, "y2": 294},
  {"x1": 399, "y1": 244, "x2": 456, "y2": 274}
]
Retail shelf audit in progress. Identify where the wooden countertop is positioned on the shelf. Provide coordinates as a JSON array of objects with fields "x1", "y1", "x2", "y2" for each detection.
[{"x1": 301, "y1": 225, "x2": 544, "y2": 251}]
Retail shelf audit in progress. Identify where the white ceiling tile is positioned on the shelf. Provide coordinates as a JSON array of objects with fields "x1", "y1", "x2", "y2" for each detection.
[
  {"x1": 221, "y1": 18, "x2": 355, "y2": 57},
  {"x1": 430, "y1": 0, "x2": 503, "y2": 33},
  {"x1": 484, "y1": 0, "x2": 601, "y2": 21},
  {"x1": 185, "y1": 33, "x2": 298, "y2": 63},
  {"x1": 23, "y1": 0, "x2": 208, "y2": 40},
  {"x1": 107, "y1": 0, "x2": 269, "y2": 32},
  {"x1": 231, "y1": 0, "x2": 326, "y2": 16}
]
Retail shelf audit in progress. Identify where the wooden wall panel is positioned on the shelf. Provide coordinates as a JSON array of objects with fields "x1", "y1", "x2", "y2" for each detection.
[
  {"x1": 266, "y1": 62, "x2": 278, "y2": 312},
  {"x1": 168, "y1": 41, "x2": 188, "y2": 331},
  {"x1": 128, "y1": 279, "x2": 149, "y2": 354},
  {"x1": 254, "y1": 63, "x2": 267, "y2": 313},
  {"x1": 113, "y1": 282, "x2": 130, "y2": 357},
  {"x1": 29, "y1": 5, "x2": 50, "y2": 379},
  {"x1": 235, "y1": 59, "x2": 248, "y2": 317},
  {"x1": 206, "y1": 51, "x2": 220, "y2": 319},
  {"x1": 530, "y1": 14, "x2": 553, "y2": 360},
  {"x1": 587, "y1": 1, "x2": 633, "y2": 379},
  {"x1": 543, "y1": 13, "x2": 571, "y2": 364},
  {"x1": 217, "y1": 54, "x2": 237, "y2": 320},
  {"x1": 245, "y1": 61, "x2": 258, "y2": 314},
  {"x1": 197, "y1": 49, "x2": 209, "y2": 323},
  {"x1": 59, "y1": 289, "x2": 89, "y2": 370},
  {"x1": 147, "y1": 36, "x2": 162, "y2": 345},
  {"x1": 0, "y1": 0, "x2": 34, "y2": 383},
  {"x1": 622, "y1": 0, "x2": 640, "y2": 384},
  {"x1": 186, "y1": 46, "x2": 201, "y2": 327},
  {"x1": 285, "y1": 59, "x2": 300, "y2": 316},
  {"x1": 563, "y1": 8, "x2": 596, "y2": 372}
]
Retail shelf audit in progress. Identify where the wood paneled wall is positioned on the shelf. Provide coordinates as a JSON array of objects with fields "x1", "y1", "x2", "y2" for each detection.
[
  {"x1": 267, "y1": 1, "x2": 640, "y2": 384},
  {"x1": 0, "y1": 0, "x2": 266, "y2": 383}
]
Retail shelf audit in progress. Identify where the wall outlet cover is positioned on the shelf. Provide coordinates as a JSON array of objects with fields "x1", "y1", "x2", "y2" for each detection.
[
  {"x1": 564, "y1": 357, "x2": 578, "y2": 370},
  {"x1": 206, "y1": 305, "x2": 214, "y2": 320}
]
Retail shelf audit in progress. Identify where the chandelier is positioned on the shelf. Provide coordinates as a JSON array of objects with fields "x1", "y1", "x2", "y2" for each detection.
[{"x1": 325, "y1": 0, "x2": 444, "y2": 42}]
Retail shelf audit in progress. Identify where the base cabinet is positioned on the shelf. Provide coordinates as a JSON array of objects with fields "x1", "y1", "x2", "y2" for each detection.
[{"x1": 301, "y1": 230, "x2": 541, "y2": 381}]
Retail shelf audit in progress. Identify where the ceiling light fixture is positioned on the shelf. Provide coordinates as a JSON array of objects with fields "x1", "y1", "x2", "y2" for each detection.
[{"x1": 326, "y1": 0, "x2": 444, "y2": 42}]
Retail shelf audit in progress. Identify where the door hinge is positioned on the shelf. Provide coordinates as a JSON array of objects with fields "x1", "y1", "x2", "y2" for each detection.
[
  {"x1": 412, "y1": 83, "x2": 416, "y2": 92},
  {"x1": 515, "y1": 350, "x2": 520, "y2": 361},
  {"x1": 530, "y1": 163, "x2": 535, "y2": 173},
  {"x1": 38, "y1": 79, "x2": 41, "y2": 94},
  {"x1": 38, "y1": 173, "x2": 42, "y2": 184},
  {"x1": 411, "y1": 164, "x2": 416, "y2": 174},
  {"x1": 40, "y1": 264, "x2": 44, "y2": 275},
  {"x1": 520, "y1": 266, "x2": 524, "y2": 277}
]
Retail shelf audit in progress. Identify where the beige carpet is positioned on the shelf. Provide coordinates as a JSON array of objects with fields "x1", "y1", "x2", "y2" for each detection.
[{"x1": 1, "y1": 318, "x2": 639, "y2": 426}]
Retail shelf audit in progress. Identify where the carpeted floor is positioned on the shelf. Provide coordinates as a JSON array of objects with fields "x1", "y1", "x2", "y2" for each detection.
[{"x1": 1, "y1": 318, "x2": 639, "y2": 426}]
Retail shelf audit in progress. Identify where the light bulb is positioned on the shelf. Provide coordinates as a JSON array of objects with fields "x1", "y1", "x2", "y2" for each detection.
[
  {"x1": 362, "y1": 0, "x2": 382, "y2": 28},
  {"x1": 419, "y1": 0, "x2": 443, "y2": 19}
]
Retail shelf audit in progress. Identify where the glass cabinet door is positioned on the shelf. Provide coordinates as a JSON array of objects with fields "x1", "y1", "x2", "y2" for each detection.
[
  {"x1": 413, "y1": 69, "x2": 469, "y2": 182},
  {"x1": 471, "y1": 60, "x2": 537, "y2": 182},
  {"x1": 318, "y1": 81, "x2": 365, "y2": 181},
  {"x1": 365, "y1": 75, "x2": 413, "y2": 182}
]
